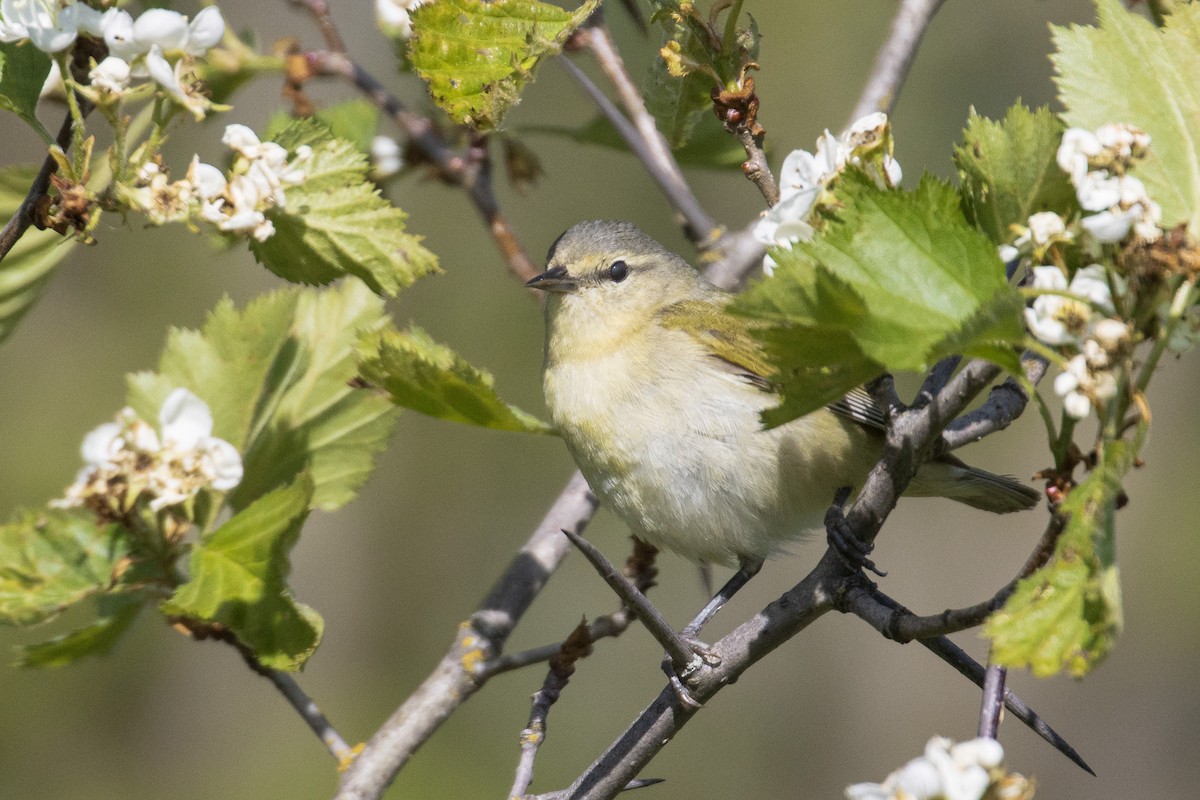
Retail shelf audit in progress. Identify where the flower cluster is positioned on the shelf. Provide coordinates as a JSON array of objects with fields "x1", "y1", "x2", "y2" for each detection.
[
  {"x1": 754, "y1": 112, "x2": 902, "y2": 274},
  {"x1": 121, "y1": 124, "x2": 311, "y2": 242},
  {"x1": 845, "y1": 737, "x2": 1029, "y2": 800},
  {"x1": 1024, "y1": 264, "x2": 1128, "y2": 419},
  {"x1": 375, "y1": 0, "x2": 429, "y2": 40},
  {"x1": 0, "y1": 1, "x2": 226, "y2": 120},
  {"x1": 55, "y1": 389, "x2": 243, "y2": 515},
  {"x1": 1057, "y1": 123, "x2": 1161, "y2": 244}
]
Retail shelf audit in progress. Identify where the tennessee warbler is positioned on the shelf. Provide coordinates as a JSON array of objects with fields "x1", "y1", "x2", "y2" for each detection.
[{"x1": 528, "y1": 221, "x2": 1038, "y2": 570}]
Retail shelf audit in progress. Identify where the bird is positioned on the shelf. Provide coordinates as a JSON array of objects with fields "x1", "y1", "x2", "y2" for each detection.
[{"x1": 527, "y1": 220, "x2": 1038, "y2": 581}]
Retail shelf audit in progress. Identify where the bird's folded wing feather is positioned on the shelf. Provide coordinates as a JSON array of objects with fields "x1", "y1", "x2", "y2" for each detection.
[{"x1": 658, "y1": 299, "x2": 890, "y2": 432}]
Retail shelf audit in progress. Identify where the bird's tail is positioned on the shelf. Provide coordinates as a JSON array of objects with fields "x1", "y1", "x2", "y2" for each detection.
[{"x1": 908, "y1": 455, "x2": 1041, "y2": 513}]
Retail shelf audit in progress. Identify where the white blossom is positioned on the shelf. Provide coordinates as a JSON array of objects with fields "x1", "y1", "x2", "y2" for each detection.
[
  {"x1": 1058, "y1": 123, "x2": 1161, "y2": 244},
  {"x1": 186, "y1": 6, "x2": 225, "y2": 54},
  {"x1": 1024, "y1": 263, "x2": 1118, "y2": 346},
  {"x1": 845, "y1": 737, "x2": 1009, "y2": 800},
  {"x1": 1054, "y1": 353, "x2": 1116, "y2": 420},
  {"x1": 0, "y1": 0, "x2": 79, "y2": 53},
  {"x1": 55, "y1": 389, "x2": 243, "y2": 512},
  {"x1": 755, "y1": 112, "x2": 901, "y2": 275},
  {"x1": 101, "y1": 8, "x2": 138, "y2": 61},
  {"x1": 371, "y1": 135, "x2": 404, "y2": 179},
  {"x1": 88, "y1": 55, "x2": 132, "y2": 96},
  {"x1": 133, "y1": 7, "x2": 190, "y2": 51}
]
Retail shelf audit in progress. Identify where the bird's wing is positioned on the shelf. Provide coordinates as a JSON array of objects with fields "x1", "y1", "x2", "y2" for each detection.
[
  {"x1": 827, "y1": 386, "x2": 890, "y2": 432},
  {"x1": 657, "y1": 299, "x2": 777, "y2": 392},
  {"x1": 658, "y1": 299, "x2": 891, "y2": 431}
]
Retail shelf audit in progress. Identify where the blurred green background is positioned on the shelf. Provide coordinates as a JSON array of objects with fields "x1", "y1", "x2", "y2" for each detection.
[{"x1": 1, "y1": 1, "x2": 1197, "y2": 798}]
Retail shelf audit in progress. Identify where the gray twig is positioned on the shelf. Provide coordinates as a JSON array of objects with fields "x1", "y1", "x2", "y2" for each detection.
[
  {"x1": 0, "y1": 111, "x2": 81, "y2": 263},
  {"x1": 577, "y1": 24, "x2": 719, "y2": 247},
  {"x1": 560, "y1": 529, "x2": 695, "y2": 670},
  {"x1": 848, "y1": 0, "x2": 950, "y2": 125},
  {"x1": 302, "y1": 49, "x2": 541, "y2": 283},
  {"x1": 334, "y1": 473, "x2": 599, "y2": 800},
  {"x1": 264, "y1": 670, "x2": 355, "y2": 764}
]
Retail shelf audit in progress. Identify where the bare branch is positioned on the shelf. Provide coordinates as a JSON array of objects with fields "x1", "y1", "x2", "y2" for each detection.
[
  {"x1": 482, "y1": 538, "x2": 657, "y2": 678},
  {"x1": 334, "y1": 472, "x2": 598, "y2": 800},
  {"x1": 510, "y1": 620, "x2": 593, "y2": 798},
  {"x1": 0, "y1": 110, "x2": 83, "y2": 263},
  {"x1": 848, "y1": 0, "x2": 950, "y2": 125},
  {"x1": 978, "y1": 663, "x2": 1008, "y2": 738},
  {"x1": 264, "y1": 669, "x2": 355, "y2": 764},
  {"x1": 733, "y1": 125, "x2": 779, "y2": 207},
  {"x1": 576, "y1": 23, "x2": 719, "y2": 247},
  {"x1": 288, "y1": 0, "x2": 347, "y2": 53},
  {"x1": 301, "y1": 49, "x2": 541, "y2": 283},
  {"x1": 943, "y1": 353, "x2": 1049, "y2": 450},
  {"x1": 561, "y1": 529, "x2": 695, "y2": 670}
]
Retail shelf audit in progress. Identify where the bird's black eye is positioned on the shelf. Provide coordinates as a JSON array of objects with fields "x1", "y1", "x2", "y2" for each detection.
[{"x1": 609, "y1": 260, "x2": 629, "y2": 283}]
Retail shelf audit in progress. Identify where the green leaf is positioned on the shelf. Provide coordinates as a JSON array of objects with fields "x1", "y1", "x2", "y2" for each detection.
[
  {"x1": 732, "y1": 172, "x2": 1026, "y2": 422},
  {"x1": 0, "y1": 167, "x2": 76, "y2": 345},
  {"x1": 643, "y1": 1, "x2": 761, "y2": 148},
  {"x1": 0, "y1": 510, "x2": 131, "y2": 627},
  {"x1": 955, "y1": 104, "x2": 1077, "y2": 243},
  {"x1": 249, "y1": 119, "x2": 439, "y2": 295},
  {"x1": 359, "y1": 326, "x2": 555, "y2": 434},
  {"x1": 523, "y1": 112, "x2": 754, "y2": 170},
  {"x1": 643, "y1": 23, "x2": 716, "y2": 149},
  {"x1": 264, "y1": 100, "x2": 380, "y2": 154},
  {"x1": 162, "y1": 478, "x2": 321, "y2": 671},
  {"x1": 408, "y1": 0, "x2": 602, "y2": 130},
  {"x1": 986, "y1": 434, "x2": 1141, "y2": 677},
  {"x1": 1052, "y1": 0, "x2": 1200, "y2": 233},
  {"x1": 16, "y1": 593, "x2": 145, "y2": 668},
  {"x1": 0, "y1": 42, "x2": 52, "y2": 142},
  {"x1": 127, "y1": 281, "x2": 400, "y2": 512}
]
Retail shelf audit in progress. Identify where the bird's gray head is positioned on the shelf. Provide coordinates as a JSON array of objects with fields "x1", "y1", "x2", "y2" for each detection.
[{"x1": 526, "y1": 220, "x2": 701, "y2": 297}]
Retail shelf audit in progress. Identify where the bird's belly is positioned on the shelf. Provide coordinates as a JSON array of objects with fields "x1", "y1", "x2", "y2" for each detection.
[{"x1": 548, "y1": 357, "x2": 826, "y2": 566}]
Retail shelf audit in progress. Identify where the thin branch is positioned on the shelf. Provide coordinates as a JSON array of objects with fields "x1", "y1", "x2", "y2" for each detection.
[
  {"x1": 264, "y1": 669, "x2": 356, "y2": 764},
  {"x1": 0, "y1": 111, "x2": 80, "y2": 263},
  {"x1": 576, "y1": 23, "x2": 719, "y2": 247},
  {"x1": 482, "y1": 538, "x2": 658, "y2": 678},
  {"x1": 288, "y1": 0, "x2": 347, "y2": 53},
  {"x1": 219, "y1": 633, "x2": 354, "y2": 764},
  {"x1": 978, "y1": 662, "x2": 1008, "y2": 739},
  {"x1": 848, "y1": 0, "x2": 950, "y2": 124},
  {"x1": 302, "y1": 49, "x2": 541, "y2": 283},
  {"x1": 733, "y1": 125, "x2": 778, "y2": 207},
  {"x1": 334, "y1": 472, "x2": 599, "y2": 800},
  {"x1": 943, "y1": 353, "x2": 1049, "y2": 450},
  {"x1": 560, "y1": 529, "x2": 695, "y2": 671},
  {"x1": 510, "y1": 620, "x2": 593, "y2": 798}
]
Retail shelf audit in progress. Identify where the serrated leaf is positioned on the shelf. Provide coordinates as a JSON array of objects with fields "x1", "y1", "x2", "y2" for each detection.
[
  {"x1": 264, "y1": 101, "x2": 380, "y2": 154},
  {"x1": 0, "y1": 510, "x2": 131, "y2": 627},
  {"x1": 359, "y1": 326, "x2": 555, "y2": 434},
  {"x1": 732, "y1": 172, "x2": 1025, "y2": 423},
  {"x1": 127, "y1": 281, "x2": 400, "y2": 512},
  {"x1": 1052, "y1": 0, "x2": 1200, "y2": 233},
  {"x1": 16, "y1": 593, "x2": 145, "y2": 668},
  {"x1": 986, "y1": 434, "x2": 1141, "y2": 677},
  {"x1": 0, "y1": 167, "x2": 76, "y2": 345},
  {"x1": 644, "y1": 25, "x2": 715, "y2": 149},
  {"x1": 162, "y1": 478, "x2": 320, "y2": 671},
  {"x1": 523, "y1": 112, "x2": 753, "y2": 170},
  {"x1": 955, "y1": 104, "x2": 1077, "y2": 243},
  {"x1": 409, "y1": 0, "x2": 602, "y2": 130},
  {"x1": 0, "y1": 42, "x2": 52, "y2": 142},
  {"x1": 250, "y1": 120, "x2": 439, "y2": 295}
]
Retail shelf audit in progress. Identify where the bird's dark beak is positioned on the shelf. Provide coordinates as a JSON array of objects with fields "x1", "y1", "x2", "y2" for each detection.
[{"x1": 526, "y1": 265, "x2": 579, "y2": 293}]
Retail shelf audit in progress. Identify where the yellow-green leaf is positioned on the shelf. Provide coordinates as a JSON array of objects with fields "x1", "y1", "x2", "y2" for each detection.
[
  {"x1": 408, "y1": 0, "x2": 602, "y2": 130},
  {"x1": 359, "y1": 326, "x2": 554, "y2": 434}
]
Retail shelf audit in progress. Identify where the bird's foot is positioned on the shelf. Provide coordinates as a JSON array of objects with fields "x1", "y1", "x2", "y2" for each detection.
[
  {"x1": 662, "y1": 635, "x2": 721, "y2": 709},
  {"x1": 825, "y1": 494, "x2": 887, "y2": 577}
]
